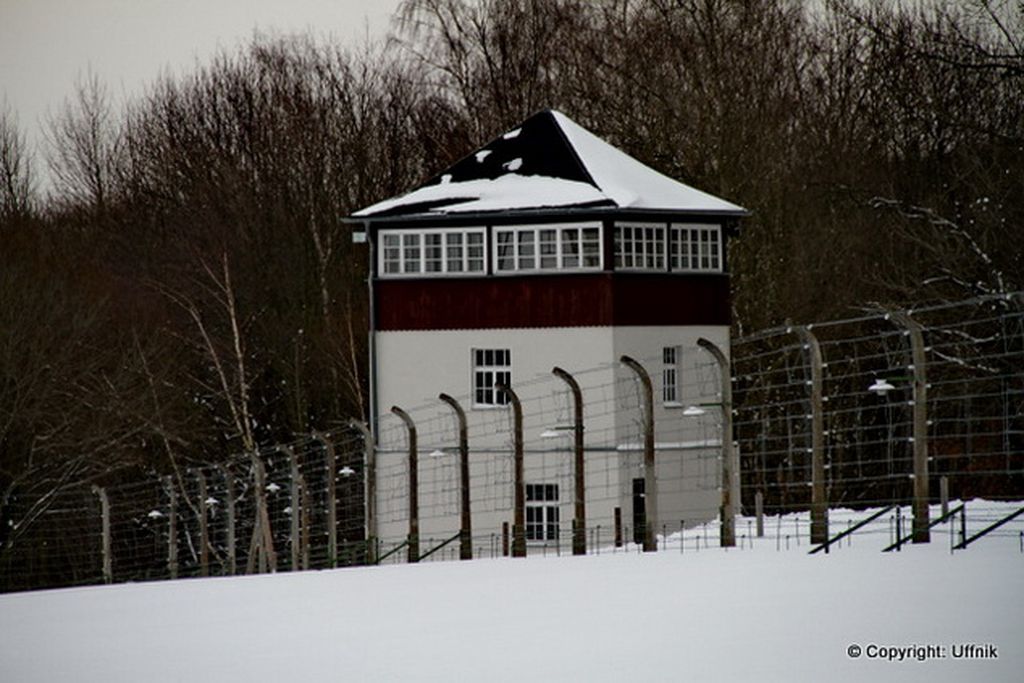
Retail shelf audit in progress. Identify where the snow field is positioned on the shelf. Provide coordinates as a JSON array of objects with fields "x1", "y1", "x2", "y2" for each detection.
[{"x1": 1, "y1": 500, "x2": 1021, "y2": 682}]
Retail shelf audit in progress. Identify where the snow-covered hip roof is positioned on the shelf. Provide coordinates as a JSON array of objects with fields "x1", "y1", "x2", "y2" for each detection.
[{"x1": 351, "y1": 109, "x2": 747, "y2": 219}]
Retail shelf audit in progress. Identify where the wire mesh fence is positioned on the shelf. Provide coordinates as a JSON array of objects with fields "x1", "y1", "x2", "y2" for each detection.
[{"x1": 1, "y1": 293, "x2": 1021, "y2": 592}]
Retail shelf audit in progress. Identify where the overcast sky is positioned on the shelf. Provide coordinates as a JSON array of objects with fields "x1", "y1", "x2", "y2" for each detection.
[{"x1": 0, "y1": 0, "x2": 404, "y2": 147}]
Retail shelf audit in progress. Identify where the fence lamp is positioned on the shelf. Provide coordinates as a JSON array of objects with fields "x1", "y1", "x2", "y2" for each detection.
[
  {"x1": 683, "y1": 401, "x2": 723, "y2": 417},
  {"x1": 540, "y1": 424, "x2": 574, "y2": 438},
  {"x1": 868, "y1": 378, "x2": 896, "y2": 396}
]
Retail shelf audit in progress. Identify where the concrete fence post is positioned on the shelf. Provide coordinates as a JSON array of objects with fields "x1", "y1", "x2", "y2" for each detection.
[
  {"x1": 496, "y1": 383, "x2": 526, "y2": 558},
  {"x1": 619, "y1": 356, "x2": 657, "y2": 553},
  {"x1": 282, "y1": 446, "x2": 300, "y2": 571},
  {"x1": 755, "y1": 491, "x2": 765, "y2": 538},
  {"x1": 248, "y1": 454, "x2": 276, "y2": 574},
  {"x1": 891, "y1": 310, "x2": 930, "y2": 543},
  {"x1": 439, "y1": 393, "x2": 473, "y2": 561},
  {"x1": 391, "y1": 406, "x2": 419, "y2": 563},
  {"x1": 197, "y1": 469, "x2": 210, "y2": 577},
  {"x1": 552, "y1": 367, "x2": 587, "y2": 556},
  {"x1": 348, "y1": 420, "x2": 376, "y2": 564},
  {"x1": 792, "y1": 327, "x2": 828, "y2": 545},
  {"x1": 92, "y1": 485, "x2": 112, "y2": 584},
  {"x1": 696, "y1": 339, "x2": 739, "y2": 548},
  {"x1": 221, "y1": 466, "x2": 236, "y2": 575},
  {"x1": 299, "y1": 473, "x2": 311, "y2": 570},
  {"x1": 940, "y1": 476, "x2": 949, "y2": 518},
  {"x1": 313, "y1": 432, "x2": 338, "y2": 568},
  {"x1": 165, "y1": 476, "x2": 178, "y2": 579}
]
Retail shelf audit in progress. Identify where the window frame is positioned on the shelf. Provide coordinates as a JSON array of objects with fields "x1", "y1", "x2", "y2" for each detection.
[
  {"x1": 378, "y1": 227, "x2": 487, "y2": 278},
  {"x1": 670, "y1": 223, "x2": 723, "y2": 273},
  {"x1": 614, "y1": 222, "x2": 667, "y2": 271},
  {"x1": 525, "y1": 483, "x2": 560, "y2": 542},
  {"x1": 471, "y1": 348, "x2": 511, "y2": 409},
  {"x1": 662, "y1": 345, "x2": 682, "y2": 407},
  {"x1": 492, "y1": 222, "x2": 603, "y2": 274}
]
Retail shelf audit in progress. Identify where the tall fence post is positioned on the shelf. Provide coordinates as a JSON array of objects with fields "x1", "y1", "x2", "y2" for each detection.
[
  {"x1": 496, "y1": 383, "x2": 527, "y2": 558},
  {"x1": 552, "y1": 367, "x2": 587, "y2": 556},
  {"x1": 282, "y1": 446, "x2": 300, "y2": 571},
  {"x1": 891, "y1": 310, "x2": 930, "y2": 543},
  {"x1": 313, "y1": 432, "x2": 338, "y2": 568},
  {"x1": 348, "y1": 420, "x2": 376, "y2": 564},
  {"x1": 299, "y1": 473, "x2": 311, "y2": 570},
  {"x1": 92, "y1": 485, "x2": 112, "y2": 584},
  {"x1": 620, "y1": 356, "x2": 658, "y2": 553},
  {"x1": 165, "y1": 476, "x2": 178, "y2": 580},
  {"x1": 247, "y1": 454, "x2": 276, "y2": 574},
  {"x1": 940, "y1": 476, "x2": 949, "y2": 518},
  {"x1": 755, "y1": 491, "x2": 764, "y2": 538},
  {"x1": 197, "y1": 469, "x2": 210, "y2": 577},
  {"x1": 696, "y1": 339, "x2": 739, "y2": 548},
  {"x1": 792, "y1": 327, "x2": 828, "y2": 545},
  {"x1": 439, "y1": 393, "x2": 473, "y2": 561},
  {"x1": 391, "y1": 406, "x2": 419, "y2": 563},
  {"x1": 221, "y1": 466, "x2": 236, "y2": 575}
]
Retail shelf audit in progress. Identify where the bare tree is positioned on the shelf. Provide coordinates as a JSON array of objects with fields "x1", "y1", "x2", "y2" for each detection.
[
  {"x1": 45, "y1": 71, "x2": 124, "y2": 214},
  {"x1": 0, "y1": 104, "x2": 35, "y2": 224}
]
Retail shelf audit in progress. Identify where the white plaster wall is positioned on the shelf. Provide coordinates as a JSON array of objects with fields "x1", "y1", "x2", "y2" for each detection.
[
  {"x1": 375, "y1": 326, "x2": 616, "y2": 451},
  {"x1": 372, "y1": 324, "x2": 729, "y2": 557},
  {"x1": 612, "y1": 325, "x2": 730, "y2": 534}
]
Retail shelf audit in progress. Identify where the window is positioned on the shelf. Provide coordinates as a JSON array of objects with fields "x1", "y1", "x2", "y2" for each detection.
[
  {"x1": 526, "y1": 484, "x2": 560, "y2": 541},
  {"x1": 493, "y1": 223, "x2": 602, "y2": 273},
  {"x1": 663, "y1": 346, "x2": 681, "y2": 405},
  {"x1": 615, "y1": 223, "x2": 666, "y2": 270},
  {"x1": 671, "y1": 224, "x2": 722, "y2": 272},
  {"x1": 379, "y1": 228, "x2": 486, "y2": 276},
  {"x1": 473, "y1": 348, "x2": 511, "y2": 407}
]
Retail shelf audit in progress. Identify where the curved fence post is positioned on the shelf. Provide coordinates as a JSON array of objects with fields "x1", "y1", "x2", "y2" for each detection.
[
  {"x1": 696, "y1": 338, "x2": 739, "y2": 548},
  {"x1": 312, "y1": 431, "x2": 337, "y2": 567},
  {"x1": 553, "y1": 366, "x2": 587, "y2": 556},
  {"x1": 620, "y1": 355, "x2": 657, "y2": 553},
  {"x1": 496, "y1": 383, "x2": 526, "y2": 558},
  {"x1": 791, "y1": 327, "x2": 828, "y2": 545},
  {"x1": 439, "y1": 393, "x2": 472, "y2": 560},
  {"x1": 891, "y1": 310, "x2": 930, "y2": 543},
  {"x1": 391, "y1": 406, "x2": 419, "y2": 563},
  {"x1": 348, "y1": 420, "x2": 377, "y2": 564}
]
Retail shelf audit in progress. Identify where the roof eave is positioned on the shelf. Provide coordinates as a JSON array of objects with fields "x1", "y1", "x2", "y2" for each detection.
[{"x1": 343, "y1": 205, "x2": 750, "y2": 225}]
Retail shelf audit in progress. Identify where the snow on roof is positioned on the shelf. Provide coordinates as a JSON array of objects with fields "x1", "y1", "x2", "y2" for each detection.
[
  {"x1": 352, "y1": 110, "x2": 746, "y2": 219},
  {"x1": 354, "y1": 174, "x2": 611, "y2": 217},
  {"x1": 550, "y1": 111, "x2": 746, "y2": 214}
]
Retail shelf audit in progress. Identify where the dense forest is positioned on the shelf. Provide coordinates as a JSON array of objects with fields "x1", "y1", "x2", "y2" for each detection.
[{"x1": 1, "y1": 0, "x2": 1021, "y2": 528}]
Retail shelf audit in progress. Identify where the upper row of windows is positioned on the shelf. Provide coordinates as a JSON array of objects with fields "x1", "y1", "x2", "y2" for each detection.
[{"x1": 378, "y1": 222, "x2": 722, "y2": 277}]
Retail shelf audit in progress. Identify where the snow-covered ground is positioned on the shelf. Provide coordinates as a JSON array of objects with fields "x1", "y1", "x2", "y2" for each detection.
[{"x1": 2, "y1": 501, "x2": 1022, "y2": 682}]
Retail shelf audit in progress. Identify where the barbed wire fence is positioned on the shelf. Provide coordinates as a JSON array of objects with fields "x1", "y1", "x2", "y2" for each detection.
[{"x1": 1, "y1": 293, "x2": 1021, "y2": 592}]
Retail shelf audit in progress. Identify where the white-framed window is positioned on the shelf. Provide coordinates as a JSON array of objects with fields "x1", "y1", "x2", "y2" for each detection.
[
  {"x1": 380, "y1": 228, "x2": 486, "y2": 276},
  {"x1": 493, "y1": 223, "x2": 602, "y2": 273},
  {"x1": 671, "y1": 223, "x2": 722, "y2": 272},
  {"x1": 614, "y1": 223, "x2": 666, "y2": 270},
  {"x1": 526, "y1": 483, "x2": 560, "y2": 541},
  {"x1": 472, "y1": 348, "x2": 511, "y2": 407},
  {"x1": 662, "y1": 345, "x2": 681, "y2": 405}
]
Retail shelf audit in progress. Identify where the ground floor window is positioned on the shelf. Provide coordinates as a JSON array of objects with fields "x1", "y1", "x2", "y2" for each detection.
[
  {"x1": 663, "y1": 345, "x2": 681, "y2": 405},
  {"x1": 526, "y1": 483, "x2": 560, "y2": 541}
]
